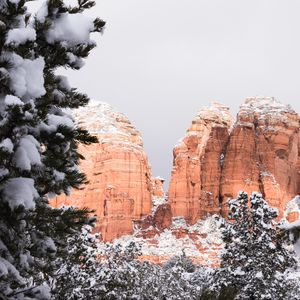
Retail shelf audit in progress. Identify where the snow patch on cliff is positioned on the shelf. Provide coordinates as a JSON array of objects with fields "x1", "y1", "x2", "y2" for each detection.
[
  {"x1": 239, "y1": 97, "x2": 297, "y2": 123},
  {"x1": 73, "y1": 101, "x2": 144, "y2": 149},
  {"x1": 98, "y1": 215, "x2": 223, "y2": 266},
  {"x1": 285, "y1": 196, "x2": 300, "y2": 219}
]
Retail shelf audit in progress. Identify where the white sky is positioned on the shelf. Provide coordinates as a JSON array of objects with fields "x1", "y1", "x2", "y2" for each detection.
[{"x1": 30, "y1": 0, "x2": 300, "y2": 186}]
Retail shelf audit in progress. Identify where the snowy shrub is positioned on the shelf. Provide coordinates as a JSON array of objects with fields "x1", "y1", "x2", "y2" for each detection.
[
  {"x1": 95, "y1": 243, "x2": 212, "y2": 300},
  {"x1": 211, "y1": 192, "x2": 298, "y2": 300}
]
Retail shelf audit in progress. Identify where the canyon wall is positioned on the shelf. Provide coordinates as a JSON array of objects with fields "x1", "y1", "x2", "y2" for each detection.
[
  {"x1": 50, "y1": 102, "x2": 156, "y2": 241},
  {"x1": 169, "y1": 97, "x2": 300, "y2": 221}
]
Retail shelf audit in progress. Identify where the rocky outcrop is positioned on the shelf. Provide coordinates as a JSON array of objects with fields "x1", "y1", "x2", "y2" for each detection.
[
  {"x1": 50, "y1": 102, "x2": 154, "y2": 241},
  {"x1": 220, "y1": 97, "x2": 300, "y2": 218},
  {"x1": 101, "y1": 215, "x2": 223, "y2": 267},
  {"x1": 168, "y1": 102, "x2": 233, "y2": 223},
  {"x1": 169, "y1": 97, "x2": 300, "y2": 221},
  {"x1": 151, "y1": 176, "x2": 165, "y2": 198}
]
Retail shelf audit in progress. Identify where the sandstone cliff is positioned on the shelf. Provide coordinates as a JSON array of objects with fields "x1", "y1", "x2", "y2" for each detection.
[
  {"x1": 220, "y1": 97, "x2": 300, "y2": 217},
  {"x1": 50, "y1": 102, "x2": 156, "y2": 241},
  {"x1": 169, "y1": 97, "x2": 300, "y2": 221},
  {"x1": 168, "y1": 102, "x2": 233, "y2": 223}
]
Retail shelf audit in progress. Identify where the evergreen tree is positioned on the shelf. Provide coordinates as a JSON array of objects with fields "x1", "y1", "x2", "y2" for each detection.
[
  {"x1": 213, "y1": 192, "x2": 297, "y2": 300},
  {"x1": 0, "y1": 0, "x2": 104, "y2": 298},
  {"x1": 50, "y1": 219, "x2": 103, "y2": 299}
]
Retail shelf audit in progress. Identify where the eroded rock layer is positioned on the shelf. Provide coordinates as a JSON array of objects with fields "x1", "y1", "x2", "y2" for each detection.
[{"x1": 50, "y1": 102, "x2": 155, "y2": 241}]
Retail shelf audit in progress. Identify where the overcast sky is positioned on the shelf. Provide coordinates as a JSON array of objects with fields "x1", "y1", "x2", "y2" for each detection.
[{"x1": 31, "y1": 0, "x2": 300, "y2": 185}]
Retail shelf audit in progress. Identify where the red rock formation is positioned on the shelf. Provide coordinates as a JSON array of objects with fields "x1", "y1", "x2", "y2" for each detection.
[
  {"x1": 169, "y1": 97, "x2": 300, "y2": 222},
  {"x1": 50, "y1": 97, "x2": 299, "y2": 265},
  {"x1": 220, "y1": 97, "x2": 300, "y2": 218},
  {"x1": 50, "y1": 102, "x2": 154, "y2": 241},
  {"x1": 168, "y1": 102, "x2": 233, "y2": 223}
]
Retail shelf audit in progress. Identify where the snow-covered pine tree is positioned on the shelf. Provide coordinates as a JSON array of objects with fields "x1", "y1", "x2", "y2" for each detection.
[
  {"x1": 49, "y1": 221, "x2": 102, "y2": 299},
  {"x1": 0, "y1": 0, "x2": 104, "y2": 298},
  {"x1": 213, "y1": 192, "x2": 297, "y2": 300}
]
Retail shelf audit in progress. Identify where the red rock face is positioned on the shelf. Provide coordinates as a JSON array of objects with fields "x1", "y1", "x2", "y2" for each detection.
[
  {"x1": 220, "y1": 97, "x2": 300, "y2": 218},
  {"x1": 168, "y1": 102, "x2": 233, "y2": 223},
  {"x1": 169, "y1": 97, "x2": 300, "y2": 222},
  {"x1": 50, "y1": 102, "x2": 154, "y2": 241}
]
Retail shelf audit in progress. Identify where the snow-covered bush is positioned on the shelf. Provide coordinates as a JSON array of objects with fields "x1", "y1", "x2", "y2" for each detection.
[
  {"x1": 95, "y1": 243, "x2": 212, "y2": 300},
  {"x1": 212, "y1": 192, "x2": 298, "y2": 300},
  {"x1": 0, "y1": 0, "x2": 104, "y2": 298}
]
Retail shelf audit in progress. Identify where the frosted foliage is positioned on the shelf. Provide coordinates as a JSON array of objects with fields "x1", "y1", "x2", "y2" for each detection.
[
  {"x1": 0, "y1": 177, "x2": 38, "y2": 209},
  {"x1": 53, "y1": 170, "x2": 65, "y2": 181},
  {"x1": 0, "y1": 257, "x2": 24, "y2": 284},
  {"x1": 212, "y1": 192, "x2": 297, "y2": 299},
  {"x1": 36, "y1": 1, "x2": 48, "y2": 23},
  {"x1": 13, "y1": 135, "x2": 41, "y2": 171},
  {"x1": 46, "y1": 13, "x2": 94, "y2": 46},
  {"x1": 0, "y1": 138, "x2": 13, "y2": 152},
  {"x1": 57, "y1": 75, "x2": 71, "y2": 91},
  {"x1": 295, "y1": 238, "x2": 300, "y2": 257},
  {"x1": 31, "y1": 284, "x2": 51, "y2": 300},
  {"x1": 47, "y1": 114, "x2": 74, "y2": 129},
  {"x1": 6, "y1": 27, "x2": 36, "y2": 45},
  {"x1": 9, "y1": 55, "x2": 46, "y2": 99},
  {"x1": 5, "y1": 94, "x2": 23, "y2": 105}
]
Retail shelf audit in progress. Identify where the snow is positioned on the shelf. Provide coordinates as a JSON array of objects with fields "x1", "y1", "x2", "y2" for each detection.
[
  {"x1": 0, "y1": 138, "x2": 14, "y2": 152},
  {"x1": 152, "y1": 196, "x2": 167, "y2": 209},
  {"x1": 57, "y1": 75, "x2": 71, "y2": 91},
  {"x1": 195, "y1": 101, "x2": 233, "y2": 127},
  {"x1": 294, "y1": 238, "x2": 300, "y2": 257},
  {"x1": 13, "y1": 135, "x2": 41, "y2": 171},
  {"x1": 41, "y1": 237, "x2": 57, "y2": 254},
  {"x1": 36, "y1": 1, "x2": 48, "y2": 23},
  {"x1": 0, "y1": 177, "x2": 38, "y2": 210},
  {"x1": 46, "y1": 13, "x2": 94, "y2": 46},
  {"x1": 53, "y1": 170, "x2": 65, "y2": 181},
  {"x1": 233, "y1": 266, "x2": 245, "y2": 276},
  {"x1": 9, "y1": 55, "x2": 46, "y2": 99},
  {"x1": 8, "y1": 0, "x2": 21, "y2": 4},
  {"x1": 0, "y1": 168, "x2": 9, "y2": 178},
  {"x1": 281, "y1": 220, "x2": 300, "y2": 231},
  {"x1": 73, "y1": 101, "x2": 144, "y2": 148},
  {"x1": 41, "y1": 114, "x2": 74, "y2": 132},
  {"x1": 31, "y1": 284, "x2": 52, "y2": 300},
  {"x1": 99, "y1": 215, "x2": 223, "y2": 265},
  {"x1": 0, "y1": 257, "x2": 24, "y2": 284},
  {"x1": 285, "y1": 196, "x2": 300, "y2": 218},
  {"x1": 6, "y1": 27, "x2": 36, "y2": 45},
  {"x1": 5, "y1": 94, "x2": 23, "y2": 106},
  {"x1": 239, "y1": 96, "x2": 297, "y2": 125}
]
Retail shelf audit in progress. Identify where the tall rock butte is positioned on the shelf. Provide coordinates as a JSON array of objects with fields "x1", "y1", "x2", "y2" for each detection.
[
  {"x1": 50, "y1": 102, "x2": 157, "y2": 241},
  {"x1": 220, "y1": 97, "x2": 300, "y2": 217},
  {"x1": 168, "y1": 102, "x2": 233, "y2": 223},
  {"x1": 169, "y1": 97, "x2": 300, "y2": 222}
]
